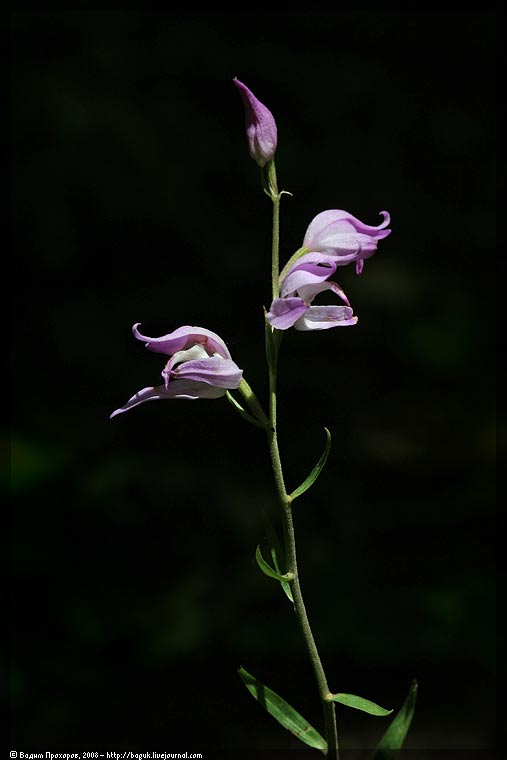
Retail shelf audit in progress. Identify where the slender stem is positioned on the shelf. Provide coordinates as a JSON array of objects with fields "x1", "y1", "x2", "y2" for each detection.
[
  {"x1": 271, "y1": 196, "x2": 280, "y2": 302},
  {"x1": 267, "y1": 369, "x2": 339, "y2": 759},
  {"x1": 264, "y1": 163, "x2": 339, "y2": 758},
  {"x1": 267, "y1": 160, "x2": 281, "y2": 302}
]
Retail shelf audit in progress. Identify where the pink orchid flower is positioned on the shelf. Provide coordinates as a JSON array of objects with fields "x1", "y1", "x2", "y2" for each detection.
[
  {"x1": 111, "y1": 325, "x2": 243, "y2": 418},
  {"x1": 304, "y1": 209, "x2": 391, "y2": 274},
  {"x1": 266, "y1": 253, "x2": 358, "y2": 331}
]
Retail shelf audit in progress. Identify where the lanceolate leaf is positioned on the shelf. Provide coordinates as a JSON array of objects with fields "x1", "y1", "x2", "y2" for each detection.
[
  {"x1": 265, "y1": 315, "x2": 283, "y2": 371},
  {"x1": 238, "y1": 667, "x2": 327, "y2": 753},
  {"x1": 331, "y1": 693, "x2": 393, "y2": 716},
  {"x1": 372, "y1": 680, "x2": 418, "y2": 760},
  {"x1": 289, "y1": 428, "x2": 331, "y2": 501},
  {"x1": 255, "y1": 545, "x2": 292, "y2": 583}
]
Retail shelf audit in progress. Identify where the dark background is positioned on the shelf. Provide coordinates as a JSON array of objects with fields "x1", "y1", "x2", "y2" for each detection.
[{"x1": 10, "y1": 10, "x2": 495, "y2": 755}]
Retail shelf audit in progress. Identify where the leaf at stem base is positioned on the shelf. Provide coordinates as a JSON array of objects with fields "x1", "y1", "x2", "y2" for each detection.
[{"x1": 238, "y1": 667, "x2": 327, "y2": 753}]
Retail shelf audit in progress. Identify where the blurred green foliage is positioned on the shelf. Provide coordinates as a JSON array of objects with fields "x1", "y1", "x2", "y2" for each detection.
[{"x1": 10, "y1": 10, "x2": 495, "y2": 752}]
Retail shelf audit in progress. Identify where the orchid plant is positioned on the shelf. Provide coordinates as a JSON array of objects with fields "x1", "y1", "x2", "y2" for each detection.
[{"x1": 111, "y1": 78, "x2": 417, "y2": 758}]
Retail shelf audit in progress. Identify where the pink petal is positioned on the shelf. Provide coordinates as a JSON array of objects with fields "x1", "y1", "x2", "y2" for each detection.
[
  {"x1": 132, "y1": 324, "x2": 231, "y2": 359},
  {"x1": 266, "y1": 297, "x2": 309, "y2": 330},
  {"x1": 110, "y1": 381, "x2": 227, "y2": 417},
  {"x1": 174, "y1": 356, "x2": 243, "y2": 388},
  {"x1": 304, "y1": 209, "x2": 391, "y2": 250},
  {"x1": 281, "y1": 253, "x2": 337, "y2": 297}
]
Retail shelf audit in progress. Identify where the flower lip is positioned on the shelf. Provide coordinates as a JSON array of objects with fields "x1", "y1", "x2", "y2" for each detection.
[
  {"x1": 162, "y1": 344, "x2": 210, "y2": 388},
  {"x1": 294, "y1": 305, "x2": 358, "y2": 331}
]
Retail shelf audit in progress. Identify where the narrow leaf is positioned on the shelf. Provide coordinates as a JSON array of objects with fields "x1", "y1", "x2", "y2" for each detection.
[
  {"x1": 264, "y1": 315, "x2": 281, "y2": 373},
  {"x1": 289, "y1": 428, "x2": 331, "y2": 501},
  {"x1": 372, "y1": 680, "x2": 418, "y2": 760},
  {"x1": 255, "y1": 545, "x2": 291, "y2": 583},
  {"x1": 332, "y1": 693, "x2": 393, "y2": 716},
  {"x1": 279, "y1": 575, "x2": 294, "y2": 602},
  {"x1": 239, "y1": 667, "x2": 327, "y2": 752},
  {"x1": 226, "y1": 391, "x2": 267, "y2": 428},
  {"x1": 262, "y1": 512, "x2": 294, "y2": 603},
  {"x1": 262, "y1": 511, "x2": 285, "y2": 569}
]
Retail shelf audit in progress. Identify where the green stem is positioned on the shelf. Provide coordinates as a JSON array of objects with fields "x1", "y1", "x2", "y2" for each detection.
[
  {"x1": 264, "y1": 162, "x2": 339, "y2": 758},
  {"x1": 266, "y1": 368, "x2": 339, "y2": 759},
  {"x1": 267, "y1": 160, "x2": 281, "y2": 302}
]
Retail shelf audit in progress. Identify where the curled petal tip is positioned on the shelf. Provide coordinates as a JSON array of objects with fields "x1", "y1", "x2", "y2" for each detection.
[{"x1": 132, "y1": 323, "x2": 145, "y2": 342}]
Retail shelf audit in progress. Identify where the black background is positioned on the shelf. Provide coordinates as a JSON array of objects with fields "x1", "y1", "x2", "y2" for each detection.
[{"x1": 10, "y1": 10, "x2": 495, "y2": 754}]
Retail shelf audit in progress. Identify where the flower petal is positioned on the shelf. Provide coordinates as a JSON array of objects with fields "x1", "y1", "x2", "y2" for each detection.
[
  {"x1": 132, "y1": 324, "x2": 232, "y2": 359},
  {"x1": 316, "y1": 230, "x2": 389, "y2": 258},
  {"x1": 294, "y1": 305, "x2": 358, "y2": 331},
  {"x1": 317, "y1": 232, "x2": 369, "y2": 256},
  {"x1": 110, "y1": 380, "x2": 227, "y2": 417},
  {"x1": 304, "y1": 209, "x2": 391, "y2": 250},
  {"x1": 266, "y1": 297, "x2": 309, "y2": 330},
  {"x1": 297, "y1": 280, "x2": 350, "y2": 307},
  {"x1": 339, "y1": 209, "x2": 391, "y2": 235},
  {"x1": 174, "y1": 356, "x2": 243, "y2": 388},
  {"x1": 281, "y1": 253, "x2": 337, "y2": 297}
]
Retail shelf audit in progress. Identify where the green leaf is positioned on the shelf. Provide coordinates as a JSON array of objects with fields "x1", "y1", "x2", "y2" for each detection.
[
  {"x1": 261, "y1": 512, "x2": 294, "y2": 602},
  {"x1": 265, "y1": 312, "x2": 285, "y2": 370},
  {"x1": 255, "y1": 545, "x2": 292, "y2": 583},
  {"x1": 225, "y1": 391, "x2": 266, "y2": 428},
  {"x1": 372, "y1": 680, "x2": 418, "y2": 760},
  {"x1": 262, "y1": 512, "x2": 285, "y2": 569},
  {"x1": 331, "y1": 693, "x2": 393, "y2": 716},
  {"x1": 289, "y1": 428, "x2": 331, "y2": 501},
  {"x1": 238, "y1": 667, "x2": 327, "y2": 752}
]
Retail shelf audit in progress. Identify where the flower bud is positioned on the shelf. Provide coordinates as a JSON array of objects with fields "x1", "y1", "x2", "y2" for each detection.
[{"x1": 234, "y1": 78, "x2": 277, "y2": 167}]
